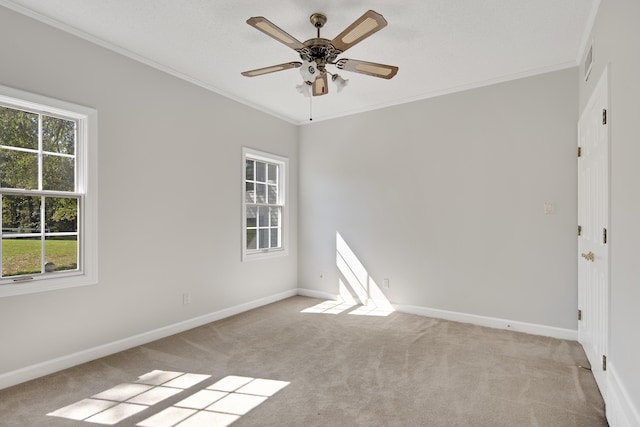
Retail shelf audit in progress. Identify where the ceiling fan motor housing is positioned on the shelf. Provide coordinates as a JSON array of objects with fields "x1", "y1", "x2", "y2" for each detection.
[
  {"x1": 299, "y1": 13, "x2": 342, "y2": 69},
  {"x1": 300, "y1": 38, "x2": 341, "y2": 68}
]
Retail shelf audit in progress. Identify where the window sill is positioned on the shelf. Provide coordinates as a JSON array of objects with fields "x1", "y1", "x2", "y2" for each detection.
[
  {"x1": 0, "y1": 272, "x2": 97, "y2": 298},
  {"x1": 242, "y1": 248, "x2": 288, "y2": 262}
]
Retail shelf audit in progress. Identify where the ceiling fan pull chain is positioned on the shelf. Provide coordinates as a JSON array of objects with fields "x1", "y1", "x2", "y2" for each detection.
[{"x1": 309, "y1": 96, "x2": 313, "y2": 121}]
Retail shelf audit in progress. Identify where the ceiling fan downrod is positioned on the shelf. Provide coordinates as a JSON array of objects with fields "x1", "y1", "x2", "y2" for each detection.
[{"x1": 310, "y1": 13, "x2": 327, "y2": 38}]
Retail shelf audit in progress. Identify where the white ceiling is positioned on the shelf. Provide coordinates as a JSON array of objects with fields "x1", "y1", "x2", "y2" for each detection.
[{"x1": 1, "y1": 0, "x2": 597, "y2": 125}]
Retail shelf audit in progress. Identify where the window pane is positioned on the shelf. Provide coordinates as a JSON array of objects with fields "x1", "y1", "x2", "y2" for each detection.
[
  {"x1": 258, "y1": 206, "x2": 269, "y2": 227},
  {"x1": 256, "y1": 183, "x2": 266, "y2": 203},
  {"x1": 256, "y1": 161, "x2": 266, "y2": 182},
  {"x1": 42, "y1": 115, "x2": 75, "y2": 155},
  {"x1": 43, "y1": 154, "x2": 75, "y2": 191},
  {"x1": 45, "y1": 236, "x2": 78, "y2": 272},
  {"x1": 0, "y1": 148, "x2": 38, "y2": 189},
  {"x1": 268, "y1": 184, "x2": 277, "y2": 204},
  {"x1": 243, "y1": 152, "x2": 286, "y2": 258},
  {"x1": 246, "y1": 206, "x2": 257, "y2": 228},
  {"x1": 246, "y1": 229, "x2": 257, "y2": 250},
  {"x1": 245, "y1": 160, "x2": 254, "y2": 181},
  {"x1": 267, "y1": 164, "x2": 278, "y2": 184},
  {"x1": 270, "y1": 229, "x2": 280, "y2": 248},
  {"x1": 2, "y1": 237, "x2": 42, "y2": 277},
  {"x1": 45, "y1": 197, "x2": 78, "y2": 233},
  {"x1": 0, "y1": 106, "x2": 38, "y2": 149},
  {"x1": 258, "y1": 229, "x2": 269, "y2": 249},
  {"x1": 270, "y1": 207, "x2": 280, "y2": 227},
  {"x1": 2, "y1": 195, "x2": 41, "y2": 233},
  {"x1": 245, "y1": 182, "x2": 255, "y2": 203}
]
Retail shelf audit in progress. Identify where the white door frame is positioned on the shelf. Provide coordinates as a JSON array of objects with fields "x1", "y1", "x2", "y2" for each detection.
[{"x1": 577, "y1": 65, "x2": 610, "y2": 401}]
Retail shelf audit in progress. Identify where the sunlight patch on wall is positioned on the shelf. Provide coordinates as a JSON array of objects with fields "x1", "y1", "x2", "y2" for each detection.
[
  {"x1": 47, "y1": 370, "x2": 289, "y2": 426},
  {"x1": 301, "y1": 233, "x2": 395, "y2": 316},
  {"x1": 336, "y1": 232, "x2": 394, "y2": 317},
  {"x1": 336, "y1": 235, "x2": 368, "y2": 305}
]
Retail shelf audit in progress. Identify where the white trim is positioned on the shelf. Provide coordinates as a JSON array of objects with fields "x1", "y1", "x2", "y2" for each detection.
[
  {"x1": 0, "y1": 288, "x2": 584, "y2": 390},
  {"x1": 0, "y1": 1, "x2": 587, "y2": 126},
  {"x1": 296, "y1": 289, "x2": 577, "y2": 340},
  {"x1": 0, "y1": 85, "x2": 98, "y2": 297},
  {"x1": 297, "y1": 288, "x2": 339, "y2": 301},
  {"x1": 606, "y1": 362, "x2": 640, "y2": 427},
  {"x1": 577, "y1": 64, "x2": 610, "y2": 400},
  {"x1": 393, "y1": 303, "x2": 577, "y2": 340},
  {"x1": 0, "y1": 288, "x2": 297, "y2": 390},
  {"x1": 295, "y1": 61, "x2": 578, "y2": 125},
  {"x1": 576, "y1": 0, "x2": 602, "y2": 65},
  {"x1": 0, "y1": 0, "x2": 298, "y2": 125},
  {"x1": 241, "y1": 147, "x2": 289, "y2": 262}
]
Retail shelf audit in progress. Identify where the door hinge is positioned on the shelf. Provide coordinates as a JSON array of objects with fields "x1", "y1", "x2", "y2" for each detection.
[
  {"x1": 603, "y1": 228, "x2": 608, "y2": 244},
  {"x1": 578, "y1": 146, "x2": 582, "y2": 157},
  {"x1": 578, "y1": 225, "x2": 582, "y2": 236},
  {"x1": 578, "y1": 309, "x2": 582, "y2": 320},
  {"x1": 602, "y1": 109, "x2": 607, "y2": 125},
  {"x1": 602, "y1": 355, "x2": 607, "y2": 371}
]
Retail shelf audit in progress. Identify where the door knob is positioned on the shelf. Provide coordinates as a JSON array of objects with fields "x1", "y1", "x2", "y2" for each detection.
[{"x1": 581, "y1": 251, "x2": 595, "y2": 262}]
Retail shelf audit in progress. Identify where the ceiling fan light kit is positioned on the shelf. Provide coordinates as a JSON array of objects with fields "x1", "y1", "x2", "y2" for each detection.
[
  {"x1": 332, "y1": 73, "x2": 349, "y2": 92},
  {"x1": 242, "y1": 10, "x2": 398, "y2": 100}
]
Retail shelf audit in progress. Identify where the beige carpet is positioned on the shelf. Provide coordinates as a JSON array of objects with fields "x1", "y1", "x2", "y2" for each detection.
[{"x1": 0, "y1": 296, "x2": 606, "y2": 426}]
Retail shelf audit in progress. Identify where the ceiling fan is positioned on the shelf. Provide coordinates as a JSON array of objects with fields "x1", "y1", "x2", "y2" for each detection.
[{"x1": 241, "y1": 10, "x2": 399, "y2": 97}]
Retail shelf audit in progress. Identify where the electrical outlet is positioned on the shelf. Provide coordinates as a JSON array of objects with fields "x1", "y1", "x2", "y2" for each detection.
[
  {"x1": 182, "y1": 293, "x2": 191, "y2": 305},
  {"x1": 383, "y1": 278, "x2": 390, "y2": 289},
  {"x1": 543, "y1": 201, "x2": 555, "y2": 215}
]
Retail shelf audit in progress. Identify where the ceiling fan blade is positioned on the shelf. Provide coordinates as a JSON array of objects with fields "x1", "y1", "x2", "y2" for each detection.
[
  {"x1": 312, "y1": 73, "x2": 329, "y2": 96},
  {"x1": 241, "y1": 62, "x2": 302, "y2": 77},
  {"x1": 330, "y1": 10, "x2": 387, "y2": 53},
  {"x1": 246, "y1": 16, "x2": 306, "y2": 51},
  {"x1": 335, "y1": 59, "x2": 398, "y2": 79}
]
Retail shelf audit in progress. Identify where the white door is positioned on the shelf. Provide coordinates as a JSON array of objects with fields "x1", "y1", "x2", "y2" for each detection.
[{"x1": 577, "y1": 67, "x2": 609, "y2": 400}]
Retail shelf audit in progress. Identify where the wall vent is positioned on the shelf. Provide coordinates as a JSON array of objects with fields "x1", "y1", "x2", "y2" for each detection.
[{"x1": 584, "y1": 43, "x2": 593, "y2": 81}]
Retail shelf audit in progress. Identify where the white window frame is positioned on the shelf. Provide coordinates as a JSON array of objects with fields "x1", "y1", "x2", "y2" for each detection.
[
  {"x1": 242, "y1": 147, "x2": 288, "y2": 261},
  {"x1": 0, "y1": 85, "x2": 98, "y2": 297}
]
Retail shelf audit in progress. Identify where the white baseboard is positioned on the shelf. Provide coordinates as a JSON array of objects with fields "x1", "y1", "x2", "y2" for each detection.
[
  {"x1": 0, "y1": 288, "x2": 580, "y2": 390},
  {"x1": 392, "y1": 303, "x2": 577, "y2": 340},
  {"x1": 295, "y1": 289, "x2": 577, "y2": 341},
  {"x1": 0, "y1": 289, "x2": 297, "y2": 391},
  {"x1": 296, "y1": 288, "x2": 339, "y2": 301},
  {"x1": 606, "y1": 362, "x2": 640, "y2": 427}
]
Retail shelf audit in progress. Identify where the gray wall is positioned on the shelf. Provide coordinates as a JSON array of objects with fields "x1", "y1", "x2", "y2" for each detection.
[
  {"x1": 299, "y1": 68, "x2": 578, "y2": 330},
  {"x1": 4, "y1": 4, "x2": 637, "y2": 418},
  {"x1": 579, "y1": 0, "x2": 640, "y2": 414},
  {"x1": 0, "y1": 6, "x2": 298, "y2": 374}
]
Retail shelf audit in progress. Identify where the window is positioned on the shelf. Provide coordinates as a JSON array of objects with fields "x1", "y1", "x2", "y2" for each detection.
[
  {"x1": 0, "y1": 85, "x2": 97, "y2": 297},
  {"x1": 242, "y1": 148, "x2": 287, "y2": 260}
]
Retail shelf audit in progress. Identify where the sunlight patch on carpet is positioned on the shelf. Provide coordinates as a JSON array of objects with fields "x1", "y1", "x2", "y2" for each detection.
[
  {"x1": 47, "y1": 370, "x2": 289, "y2": 426},
  {"x1": 301, "y1": 299, "x2": 394, "y2": 317},
  {"x1": 348, "y1": 305, "x2": 395, "y2": 317},
  {"x1": 301, "y1": 299, "x2": 356, "y2": 314}
]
